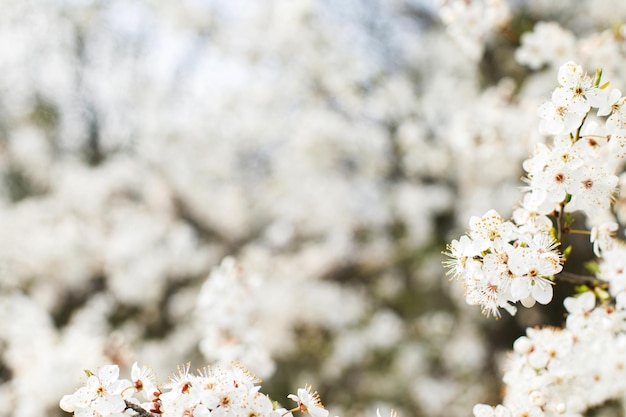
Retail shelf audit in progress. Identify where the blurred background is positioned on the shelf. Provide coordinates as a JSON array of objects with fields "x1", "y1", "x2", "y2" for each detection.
[{"x1": 1, "y1": 0, "x2": 626, "y2": 416}]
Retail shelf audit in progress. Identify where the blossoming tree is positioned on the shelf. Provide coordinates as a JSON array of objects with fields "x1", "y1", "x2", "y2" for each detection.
[
  {"x1": 445, "y1": 59, "x2": 626, "y2": 417},
  {"x1": 4, "y1": 0, "x2": 626, "y2": 417}
]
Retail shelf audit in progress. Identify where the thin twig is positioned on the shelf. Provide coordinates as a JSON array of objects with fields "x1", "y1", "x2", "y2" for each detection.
[
  {"x1": 556, "y1": 271, "x2": 603, "y2": 287},
  {"x1": 556, "y1": 206, "x2": 563, "y2": 241},
  {"x1": 125, "y1": 401, "x2": 158, "y2": 417}
]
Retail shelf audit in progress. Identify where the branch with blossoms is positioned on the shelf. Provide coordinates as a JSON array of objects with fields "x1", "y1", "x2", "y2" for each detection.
[
  {"x1": 444, "y1": 61, "x2": 626, "y2": 417},
  {"x1": 59, "y1": 362, "x2": 398, "y2": 417},
  {"x1": 60, "y1": 362, "x2": 330, "y2": 417},
  {"x1": 444, "y1": 61, "x2": 625, "y2": 318}
]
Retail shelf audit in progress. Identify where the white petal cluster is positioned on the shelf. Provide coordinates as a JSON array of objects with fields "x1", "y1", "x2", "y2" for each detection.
[
  {"x1": 590, "y1": 221, "x2": 618, "y2": 256},
  {"x1": 474, "y1": 292, "x2": 626, "y2": 417},
  {"x1": 537, "y1": 62, "x2": 603, "y2": 135},
  {"x1": 8, "y1": 3, "x2": 626, "y2": 417},
  {"x1": 438, "y1": 0, "x2": 510, "y2": 60},
  {"x1": 60, "y1": 363, "x2": 300, "y2": 417},
  {"x1": 515, "y1": 22, "x2": 576, "y2": 70},
  {"x1": 288, "y1": 385, "x2": 329, "y2": 417},
  {"x1": 445, "y1": 209, "x2": 562, "y2": 317},
  {"x1": 446, "y1": 61, "x2": 626, "y2": 317},
  {"x1": 195, "y1": 257, "x2": 276, "y2": 378},
  {"x1": 60, "y1": 365, "x2": 133, "y2": 417},
  {"x1": 194, "y1": 256, "x2": 368, "y2": 380},
  {"x1": 527, "y1": 62, "x2": 626, "y2": 221},
  {"x1": 522, "y1": 133, "x2": 618, "y2": 219},
  {"x1": 596, "y1": 244, "x2": 626, "y2": 298}
]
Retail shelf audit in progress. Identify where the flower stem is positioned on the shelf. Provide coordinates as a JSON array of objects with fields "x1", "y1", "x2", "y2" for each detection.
[{"x1": 556, "y1": 271, "x2": 601, "y2": 287}]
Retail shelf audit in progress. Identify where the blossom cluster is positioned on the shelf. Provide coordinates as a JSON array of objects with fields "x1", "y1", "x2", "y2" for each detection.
[
  {"x1": 0, "y1": 2, "x2": 463, "y2": 416},
  {"x1": 8, "y1": 2, "x2": 626, "y2": 417},
  {"x1": 596, "y1": 243, "x2": 626, "y2": 297},
  {"x1": 445, "y1": 61, "x2": 626, "y2": 319},
  {"x1": 60, "y1": 362, "x2": 332, "y2": 417},
  {"x1": 438, "y1": 0, "x2": 510, "y2": 60},
  {"x1": 522, "y1": 62, "x2": 623, "y2": 219},
  {"x1": 474, "y1": 292, "x2": 626, "y2": 417},
  {"x1": 531, "y1": 62, "x2": 626, "y2": 217},
  {"x1": 445, "y1": 209, "x2": 561, "y2": 317},
  {"x1": 443, "y1": 58, "x2": 626, "y2": 416}
]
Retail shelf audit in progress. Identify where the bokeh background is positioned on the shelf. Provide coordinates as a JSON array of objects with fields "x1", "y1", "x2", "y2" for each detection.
[{"x1": 2, "y1": 0, "x2": 626, "y2": 416}]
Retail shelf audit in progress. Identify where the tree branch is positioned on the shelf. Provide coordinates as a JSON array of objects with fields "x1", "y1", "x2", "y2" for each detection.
[
  {"x1": 125, "y1": 401, "x2": 158, "y2": 417},
  {"x1": 556, "y1": 271, "x2": 603, "y2": 287}
]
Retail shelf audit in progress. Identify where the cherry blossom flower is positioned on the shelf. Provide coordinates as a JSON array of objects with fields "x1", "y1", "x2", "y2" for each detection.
[
  {"x1": 606, "y1": 96, "x2": 626, "y2": 133},
  {"x1": 59, "y1": 365, "x2": 132, "y2": 417},
  {"x1": 515, "y1": 22, "x2": 575, "y2": 70},
  {"x1": 607, "y1": 129, "x2": 626, "y2": 159},
  {"x1": 468, "y1": 209, "x2": 517, "y2": 251},
  {"x1": 465, "y1": 274, "x2": 517, "y2": 318},
  {"x1": 597, "y1": 245, "x2": 626, "y2": 297},
  {"x1": 566, "y1": 164, "x2": 618, "y2": 217},
  {"x1": 537, "y1": 98, "x2": 585, "y2": 136},
  {"x1": 61, "y1": 363, "x2": 322, "y2": 417},
  {"x1": 288, "y1": 385, "x2": 329, "y2": 417},
  {"x1": 131, "y1": 362, "x2": 157, "y2": 401},
  {"x1": 443, "y1": 235, "x2": 480, "y2": 280},
  {"x1": 508, "y1": 247, "x2": 558, "y2": 306},
  {"x1": 591, "y1": 87, "x2": 621, "y2": 117},
  {"x1": 538, "y1": 62, "x2": 607, "y2": 135},
  {"x1": 590, "y1": 221, "x2": 618, "y2": 256},
  {"x1": 563, "y1": 291, "x2": 596, "y2": 315}
]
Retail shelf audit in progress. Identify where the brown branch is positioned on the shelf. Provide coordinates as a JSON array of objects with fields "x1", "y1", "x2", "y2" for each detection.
[
  {"x1": 125, "y1": 401, "x2": 159, "y2": 417},
  {"x1": 556, "y1": 204, "x2": 564, "y2": 241},
  {"x1": 556, "y1": 271, "x2": 603, "y2": 287}
]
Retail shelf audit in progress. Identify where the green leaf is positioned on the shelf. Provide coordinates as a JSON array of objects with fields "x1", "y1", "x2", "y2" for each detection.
[
  {"x1": 584, "y1": 260, "x2": 600, "y2": 274},
  {"x1": 562, "y1": 245, "x2": 573, "y2": 260},
  {"x1": 594, "y1": 68, "x2": 603, "y2": 87},
  {"x1": 574, "y1": 285, "x2": 590, "y2": 293}
]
